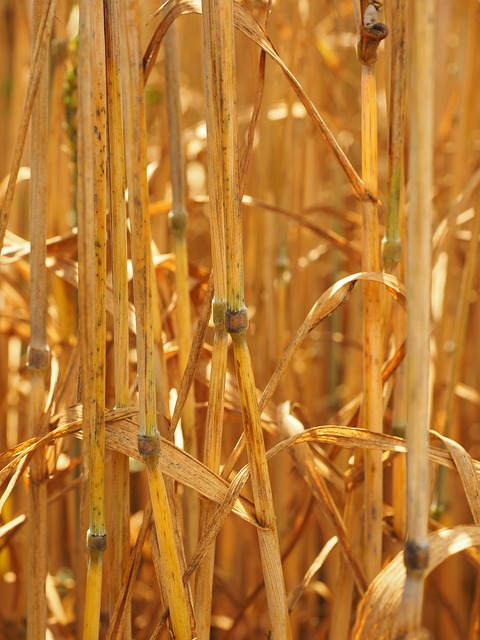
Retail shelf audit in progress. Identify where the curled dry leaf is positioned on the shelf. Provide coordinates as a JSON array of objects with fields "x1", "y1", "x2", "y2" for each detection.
[
  {"x1": 430, "y1": 430, "x2": 480, "y2": 525},
  {"x1": 0, "y1": 406, "x2": 257, "y2": 527},
  {"x1": 287, "y1": 536, "x2": 338, "y2": 612},
  {"x1": 260, "y1": 271, "x2": 406, "y2": 411},
  {"x1": 352, "y1": 526, "x2": 480, "y2": 639}
]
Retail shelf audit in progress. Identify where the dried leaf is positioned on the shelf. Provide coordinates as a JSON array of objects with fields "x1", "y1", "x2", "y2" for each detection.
[
  {"x1": 145, "y1": 0, "x2": 372, "y2": 202},
  {"x1": 260, "y1": 271, "x2": 406, "y2": 411},
  {"x1": 352, "y1": 526, "x2": 480, "y2": 639}
]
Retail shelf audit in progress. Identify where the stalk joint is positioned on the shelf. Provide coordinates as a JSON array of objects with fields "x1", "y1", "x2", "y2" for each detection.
[
  {"x1": 225, "y1": 307, "x2": 248, "y2": 333},
  {"x1": 404, "y1": 539, "x2": 429, "y2": 572},
  {"x1": 358, "y1": 3, "x2": 388, "y2": 66},
  {"x1": 26, "y1": 345, "x2": 51, "y2": 372},
  {"x1": 212, "y1": 300, "x2": 227, "y2": 326},
  {"x1": 168, "y1": 207, "x2": 188, "y2": 233},
  {"x1": 138, "y1": 432, "x2": 162, "y2": 457},
  {"x1": 86, "y1": 529, "x2": 107, "y2": 552},
  {"x1": 382, "y1": 236, "x2": 402, "y2": 264}
]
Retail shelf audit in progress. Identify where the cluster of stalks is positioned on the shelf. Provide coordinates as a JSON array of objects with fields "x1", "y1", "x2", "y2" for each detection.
[{"x1": 1, "y1": 1, "x2": 480, "y2": 639}]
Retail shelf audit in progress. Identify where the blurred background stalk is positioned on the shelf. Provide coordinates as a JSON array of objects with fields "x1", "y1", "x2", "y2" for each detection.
[
  {"x1": 164, "y1": 21, "x2": 199, "y2": 563},
  {"x1": 26, "y1": 0, "x2": 50, "y2": 637}
]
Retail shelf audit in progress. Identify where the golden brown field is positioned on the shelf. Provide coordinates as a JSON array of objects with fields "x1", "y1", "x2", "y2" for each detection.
[{"x1": 1, "y1": 0, "x2": 480, "y2": 638}]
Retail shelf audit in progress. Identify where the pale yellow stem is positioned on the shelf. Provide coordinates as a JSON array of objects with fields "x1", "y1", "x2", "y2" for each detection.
[{"x1": 361, "y1": 62, "x2": 383, "y2": 583}]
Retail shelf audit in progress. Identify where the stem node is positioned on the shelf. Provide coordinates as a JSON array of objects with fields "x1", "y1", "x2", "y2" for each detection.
[
  {"x1": 404, "y1": 539, "x2": 429, "y2": 572},
  {"x1": 225, "y1": 308, "x2": 248, "y2": 333},
  {"x1": 358, "y1": 23, "x2": 389, "y2": 66},
  {"x1": 138, "y1": 433, "x2": 162, "y2": 458},
  {"x1": 169, "y1": 206, "x2": 188, "y2": 233},
  {"x1": 86, "y1": 530, "x2": 107, "y2": 552},
  {"x1": 26, "y1": 345, "x2": 51, "y2": 371},
  {"x1": 212, "y1": 300, "x2": 227, "y2": 325},
  {"x1": 382, "y1": 236, "x2": 403, "y2": 263}
]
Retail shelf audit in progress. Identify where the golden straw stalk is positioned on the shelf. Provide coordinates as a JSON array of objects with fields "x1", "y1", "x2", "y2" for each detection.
[
  {"x1": 104, "y1": 0, "x2": 131, "y2": 636},
  {"x1": 358, "y1": 0, "x2": 388, "y2": 582},
  {"x1": 201, "y1": 0, "x2": 292, "y2": 636},
  {"x1": 121, "y1": 1, "x2": 195, "y2": 637},
  {"x1": 397, "y1": 0, "x2": 434, "y2": 634},
  {"x1": 164, "y1": 21, "x2": 199, "y2": 561},
  {"x1": 26, "y1": 1, "x2": 51, "y2": 637},
  {"x1": 78, "y1": 0, "x2": 108, "y2": 636}
]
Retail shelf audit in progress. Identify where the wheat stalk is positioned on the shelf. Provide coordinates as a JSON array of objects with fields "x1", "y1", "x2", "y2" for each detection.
[
  {"x1": 121, "y1": 1, "x2": 194, "y2": 637},
  {"x1": 26, "y1": 1, "x2": 51, "y2": 637},
  {"x1": 104, "y1": 1, "x2": 131, "y2": 636},
  {"x1": 396, "y1": 0, "x2": 435, "y2": 634}
]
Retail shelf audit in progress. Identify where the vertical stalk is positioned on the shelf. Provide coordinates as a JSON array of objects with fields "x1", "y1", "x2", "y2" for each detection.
[
  {"x1": 0, "y1": 0, "x2": 56, "y2": 251},
  {"x1": 194, "y1": 1, "x2": 229, "y2": 635},
  {"x1": 382, "y1": 0, "x2": 406, "y2": 272},
  {"x1": 103, "y1": 1, "x2": 131, "y2": 637},
  {"x1": 26, "y1": 1, "x2": 50, "y2": 637},
  {"x1": 164, "y1": 22, "x2": 199, "y2": 560},
  {"x1": 383, "y1": 0, "x2": 407, "y2": 541},
  {"x1": 194, "y1": 308, "x2": 228, "y2": 638},
  {"x1": 205, "y1": 0, "x2": 291, "y2": 637},
  {"x1": 79, "y1": 0, "x2": 108, "y2": 636},
  {"x1": 396, "y1": 0, "x2": 434, "y2": 634},
  {"x1": 433, "y1": 0, "x2": 478, "y2": 517},
  {"x1": 443, "y1": 207, "x2": 480, "y2": 437},
  {"x1": 358, "y1": 1, "x2": 388, "y2": 581},
  {"x1": 121, "y1": 2, "x2": 194, "y2": 637}
]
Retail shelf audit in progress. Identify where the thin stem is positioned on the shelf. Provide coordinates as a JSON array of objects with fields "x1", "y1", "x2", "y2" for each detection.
[
  {"x1": 359, "y1": 6, "x2": 386, "y2": 581},
  {"x1": 397, "y1": 0, "x2": 435, "y2": 634},
  {"x1": 164, "y1": 22, "x2": 199, "y2": 560},
  {"x1": 121, "y1": 1, "x2": 194, "y2": 637},
  {"x1": 382, "y1": 0, "x2": 407, "y2": 269},
  {"x1": 26, "y1": 0, "x2": 50, "y2": 637},
  {"x1": 104, "y1": 0, "x2": 131, "y2": 636},
  {"x1": 384, "y1": 0, "x2": 408, "y2": 541},
  {"x1": 194, "y1": 0, "x2": 231, "y2": 634},
  {"x1": 81, "y1": 0, "x2": 108, "y2": 636},
  {"x1": 206, "y1": 0, "x2": 291, "y2": 636}
]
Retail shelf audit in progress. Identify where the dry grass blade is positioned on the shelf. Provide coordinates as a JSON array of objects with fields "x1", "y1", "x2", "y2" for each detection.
[
  {"x1": 287, "y1": 536, "x2": 338, "y2": 612},
  {"x1": 144, "y1": 0, "x2": 373, "y2": 202},
  {"x1": 277, "y1": 405, "x2": 367, "y2": 594},
  {"x1": 241, "y1": 195, "x2": 363, "y2": 260},
  {"x1": 170, "y1": 273, "x2": 214, "y2": 433},
  {"x1": 261, "y1": 271, "x2": 405, "y2": 411},
  {"x1": 352, "y1": 526, "x2": 480, "y2": 639},
  {"x1": 0, "y1": 408, "x2": 259, "y2": 526},
  {"x1": 430, "y1": 431, "x2": 480, "y2": 524},
  {"x1": 221, "y1": 271, "x2": 405, "y2": 480}
]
